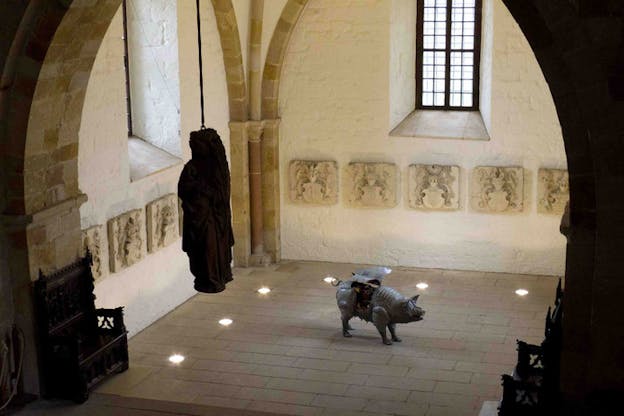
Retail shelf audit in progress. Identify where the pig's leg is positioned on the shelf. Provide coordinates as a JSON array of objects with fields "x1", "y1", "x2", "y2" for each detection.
[
  {"x1": 388, "y1": 323, "x2": 401, "y2": 342},
  {"x1": 342, "y1": 318, "x2": 353, "y2": 337},
  {"x1": 372, "y1": 306, "x2": 392, "y2": 345}
]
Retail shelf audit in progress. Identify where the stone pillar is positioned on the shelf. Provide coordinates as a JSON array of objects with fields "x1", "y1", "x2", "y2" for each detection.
[
  {"x1": 248, "y1": 121, "x2": 271, "y2": 266},
  {"x1": 229, "y1": 121, "x2": 251, "y2": 267},
  {"x1": 1, "y1": 194, "x2": 86, "y2": 396},
  {"x1": 262, "y1": 119, "x2": 281, "y2": 263},
  {"x1": 229, "y1": 120, "x2": 275, "y2": 267}
]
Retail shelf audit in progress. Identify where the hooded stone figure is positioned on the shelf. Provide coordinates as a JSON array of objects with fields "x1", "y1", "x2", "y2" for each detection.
[{"x1": 178, "y1": 128, "x2": 234, "y2": 293}]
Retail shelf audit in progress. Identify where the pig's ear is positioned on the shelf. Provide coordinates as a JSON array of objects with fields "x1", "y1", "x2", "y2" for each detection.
[{"x1": 411, "y1": 295, "x2": 420, "y2": 303}]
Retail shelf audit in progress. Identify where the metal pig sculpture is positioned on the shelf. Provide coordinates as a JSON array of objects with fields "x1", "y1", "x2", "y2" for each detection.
[{"x1": 334, "y1": 267, "x2": 425, "y2": 345}]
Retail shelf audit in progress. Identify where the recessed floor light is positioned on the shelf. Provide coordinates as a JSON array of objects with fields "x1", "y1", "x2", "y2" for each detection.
[
  {"x1": 416, "y1": 282, "x2": 429, "y2": 290},
  {"x1": 515, "y1": 289, "x2": 529, "y2": 296},
  {"x1": 168, "y1": 354, "x2": 185, "y2": 364},
  {"x1": 218, "y1": 318, "x2": 233, "y2": 326},
  {"x1": 323, "y1": 276, "x2": 336, "y2": 284},
  {"x1": 258, "y1": 287, "x2": 271, "y2": 294}
]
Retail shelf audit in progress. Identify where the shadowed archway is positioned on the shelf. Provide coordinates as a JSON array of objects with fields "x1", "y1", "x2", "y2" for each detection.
[
  {"x1": 1, "y1": 0, "x2": 623, "y2": 410},
  {"x1": 502, "y1": 0, "x2": 624, "y2": 407}
]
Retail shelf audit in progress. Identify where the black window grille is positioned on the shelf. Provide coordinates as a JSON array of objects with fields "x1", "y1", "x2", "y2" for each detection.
[{"x1": 416, "y1": 0, "x2": 482, "y2": 110}]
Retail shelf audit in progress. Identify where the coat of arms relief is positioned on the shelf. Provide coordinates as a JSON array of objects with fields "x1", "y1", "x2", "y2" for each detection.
[
  {"x1": 408, "y1": 164, "x2": 460, "y2": 210},
  {"x1": 289, "y1": 160, "x2": 338, "y2": 205},
  {"x1": 471, "y1": 166, "x2": 524, "y2": 213},
  {"x1": 537, "y1": 169, "x2": 569, "y2": 215},
  {"x1": 345, "y1": 163, "x2": 398, "y2": 208}
]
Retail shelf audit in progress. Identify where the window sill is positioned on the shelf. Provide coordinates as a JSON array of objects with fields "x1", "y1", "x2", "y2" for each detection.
[
  {"x1": 389, "y1": 110, "x2": 490, "y2": 141},
  {"x1": 128, "y1": 137, "x2": 183, "y2": 182}
]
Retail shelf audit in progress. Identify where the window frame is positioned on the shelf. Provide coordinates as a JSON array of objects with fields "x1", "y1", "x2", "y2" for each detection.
[
  {"x1": 416, "y1": 0, "x2": 482, "y2": 111},
  {"x1": 121, "y1": 0, "x2": 133, "y2": 137}
]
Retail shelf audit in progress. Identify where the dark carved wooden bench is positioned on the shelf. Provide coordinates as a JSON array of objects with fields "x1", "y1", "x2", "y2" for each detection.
[
  {"x1": 498, "y1": 280, "x2": 563, "y2": 415},
  {"x1": 34, "y1": 253, "x2": 129, "y2": 403}
]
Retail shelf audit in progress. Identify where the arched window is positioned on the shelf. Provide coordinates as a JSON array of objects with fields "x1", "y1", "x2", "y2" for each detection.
[{"x1": 416, "y1": 0, "x2": 482, "y2": 110}]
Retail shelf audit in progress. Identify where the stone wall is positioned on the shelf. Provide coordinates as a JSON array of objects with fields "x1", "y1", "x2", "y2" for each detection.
[
  {"x1": 279, "y1": 0, "x2": 567, "y2": 276},
  {"x1": 78, "y1": 1, "x2": 232, "y2": 336},
  {"x1": 389, "y1": 0, "x2": 416, "y2": 129},
  {"x1": 126, "y1": 0, "x2": 181, "y2": 157}
]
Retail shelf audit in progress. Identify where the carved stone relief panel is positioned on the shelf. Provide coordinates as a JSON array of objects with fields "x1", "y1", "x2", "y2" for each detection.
[
  {"x1": 408, "y1": 164, "x2": 460, "y2": 210},
  {"x1": 538, "y1": 169, "x2": 569, "y2": 215},
  {"x1": 344, "y1": 162, "x2": 398, "y2": 208},
  {"x1": 107, "y1": 209, "x2": 145, "y2": 272},
  {"x1": 82, "y1": 225, "x2": 107, "y2": 280},
  {"x1": 147, "y1": 194, "x2": 180, "y2": 253},
  {"x1": 289, "y1": 160, "x2": 338, "y2": 205},
  {"x1": 470, "y1": 166, "x2": 524, "y2": 213}
]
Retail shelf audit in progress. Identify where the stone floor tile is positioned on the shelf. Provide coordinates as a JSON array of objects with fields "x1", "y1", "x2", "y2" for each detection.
[
  {"x1": 278, "y1": 336, "x2": 335, "y2": 349},
  {"x1": 471, "y1": 372, "x2": 507, "y2": 386},
  {"x1": 266, "y1": 377, "x2": 349, "y2": 395},
  {"x1": 23, "y1": 260, "x2": 557, "y2": 416},
  {"x1": 406, "y1": 368, "x2": 473, "y2": 383},
  {"x1": 236, "y1": 387, "x2": 315, "y2": 405},
  {"x1": 345, "y1": 384, "x2": 410, "y2": 401},
  {"x1": 454, "y1": 362, "x2": 510, "y2": 375},
  {"x1": 251, "y1": 364, "x2": 305, "y2": 379},
  {"x1": 293, "y1": 357, "x2": 351, "y2": 372},
  {"x1": 427, "y1": 404, "x2": 478, "y2": 416},
  {"x1": 298, "y1": 369, "x2": 368, "y2": 385},
  {"x1": 310, "y1": 394, "x2": 366, "y2": 411},
  {"x1": 363, "y1": 399, "x2": 429, "y2": 416},
  {"x1": 320, "y1": 409, "x2": 393, "y2": 416},
  {"x1": 192, "y1": 395, "x2": 250, "y2": 409},
  {"x1": 246, "y1": 401, "x2": 324, "y2": 416},
  {"x1": 122, "y1": 375, "x2": 203, "y2": 402},
  {"x1": 192, "y1": 359, "x2": 257, "y2": 374},
  {"x1": 364, "y1": 374, "x2": 436, "y2": 391},
  {"x1": 408, "y1": 391, "x2": 479, "y2": 408},
  {"x1": 348, "y1": 362, "x2": 409, "y2": 377},
  {"x1": 434, "y1": 381, "x2": 501, "y2": 397},
  {"x1": 158, "y1": 367, "x2": 269, "y2": 388},
  {"x1": 95, "y1": 365, "x2": 156, "y2": 395},
  {"x1": 388, "y1": 355, "x2": 456, "y2": 370},
  {"x1": 227, "y1": 341, "x2": 293, "y2": 355}
]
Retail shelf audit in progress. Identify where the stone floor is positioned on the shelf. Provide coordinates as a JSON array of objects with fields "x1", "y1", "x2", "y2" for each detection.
[{"x1": 15, "y1": 260, "x2": 560, "y2": 416}]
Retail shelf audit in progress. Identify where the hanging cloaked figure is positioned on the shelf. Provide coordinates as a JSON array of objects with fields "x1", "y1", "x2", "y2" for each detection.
[{"x1": 178, "y1": 128, "x2": 235, "y2": 293}]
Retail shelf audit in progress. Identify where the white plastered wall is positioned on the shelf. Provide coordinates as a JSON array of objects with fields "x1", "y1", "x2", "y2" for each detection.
[
  {"x1": 126, "y1": 0, "x2": 182, "y2": 157},
  {"x1": 389, "y1": 0, "x2": 416, "y2": 129},
  {"x1": 279, "y1": 0, "x2": 567, "y2": 276},
  {"x1": 78, "y1": 0, "x2": 231, "y2": 336}
]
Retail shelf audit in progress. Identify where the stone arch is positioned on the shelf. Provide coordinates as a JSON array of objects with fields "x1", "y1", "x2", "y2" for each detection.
[
  {"x1": 211, "y1": 0, "x2": 247, "y2": 122},
  {"x1": 2, "y1": 1, "x2": 121, "y2": 216},
  {"x1": 502, "y1": 0, "x2": 624, "y2": 407},
  {"x1": 256, "y1": 0, "x2": 309, "y2": 262},
  {"x1": 261, "y1": 0, "x2": 309, "y2": 120},
  {"x1": 23, "y1": 1, "x2": 123, "y2": 215},
  {"x1": 0, "y1": 0, "x2": 123, "y2": 394}
]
